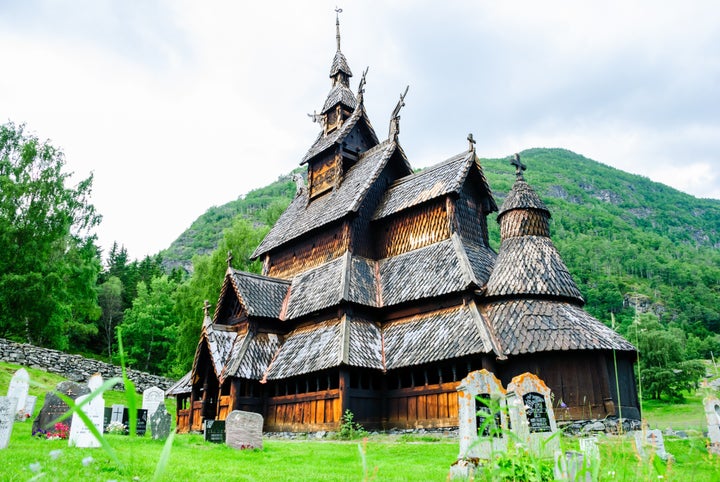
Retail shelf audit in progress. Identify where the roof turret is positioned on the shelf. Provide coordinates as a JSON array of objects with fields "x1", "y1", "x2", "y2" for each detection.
[
  {"x1": 321, "y1": 9, "x2": 356, "y2": 116},
  {"x1": 485, "y1": 154, "x2": 584, "y2": 304}
]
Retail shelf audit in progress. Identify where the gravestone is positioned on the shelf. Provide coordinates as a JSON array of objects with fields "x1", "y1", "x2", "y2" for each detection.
[
  {"x1": 103, "y1": 407, "x2": 112, "y2": 432},
  {"x1": 456, "y1": 369, "x2": 508, "y2": 460},
  {"x1": 204, "y1": 419, "x2": 226, "y2": 443},
  {"x1": 226, "y1": 410, "x2": 263, "y2": 450},
  {"x1": 123, "y1": 408, "x2": 148, "y2": 436},
  {"x1": 634, "y1": 429, "x2": 672, "y2": 461},
  {"x1": 506, "y1": 372, "x2": 560, "y2": 458},
  {"x1": 7, "y1": 368, "x2": 29, "y2": 420},
  {"x1": 0, "y1": 397, "x2": 18, "y2": 449},
  {"x1": 68, "y1": 374, "x2": 105, "y2": 448},
  {"x1": 19, "y1": 395, "x2": 37, "y2": 422},
  {"x1": 150, "y1": 402, "x2": 172, "y2": 440},
  {"x1": 110, "y1": 404, "x2": 125, "y2": 424},
  {"x1": 32, "y1": 381, "x2": 90, "y2": 434},
  {"x1": 703, "y1": 396, "x2": 720, "y2": 456},
  {"x1": 142, "y1": 386, "x2": 164, "y2": 420}
]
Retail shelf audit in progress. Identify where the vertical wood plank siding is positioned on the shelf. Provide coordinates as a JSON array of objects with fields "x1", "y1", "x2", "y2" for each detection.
[
  {"x1": 267, "y1": 224, "x2": 349, "y2": 279},
  {"x1": 264, "y1": 390, "x2": 342, "y2": 432},
  {"x1": 385, "y1": 382, "x2": 460, "y2": 428},
  {"x1": 376, "y1": 201, "x2": 450, "y2": 258}
]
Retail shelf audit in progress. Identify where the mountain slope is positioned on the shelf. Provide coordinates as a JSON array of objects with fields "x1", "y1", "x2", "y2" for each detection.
[{"x1": 162, "y1": 148, "x2": 720, "y2": 333}]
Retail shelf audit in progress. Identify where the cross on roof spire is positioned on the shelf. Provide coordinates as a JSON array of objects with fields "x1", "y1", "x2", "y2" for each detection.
[
  {"x1": 226, "y1": 250, "x2": 233, "y2": 268},
  {"x1": 203, "y1": 300, "x2": 211, "y2": 317},
  {"x1": 467, "y1": 133, "x2": 476, "y2": 152},
  {"x1": 511, "y1": 153, "x2": 526, "y2": 179}
]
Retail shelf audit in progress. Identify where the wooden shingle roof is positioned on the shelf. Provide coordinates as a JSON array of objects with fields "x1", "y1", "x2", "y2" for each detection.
[
  {"x1": 229, "y1": 270, "x2": 290, "y2": 318},
  {"x1": 329, "y1": 49, "x2": 352, "y2": 78},
  {"x1": 321, "y1": 83, "x2": 357, "y2": 113},
  {"x1": 383, "y1": 302, "x2": 498, "y2": 370},
  {"x1": 373, "y1": 150, "x2": 497, "y2": 221},
  {"x1": 165, "y1": 370, "x2": 191, "y2": 396},
  {"x1": 223, "y1": 332, "x2": 282, "y2": 381},
  {"x1": 253, "y1": 139, "x2": 395, "y2": 259},
  {"x1": 497, "y1": 178, "x2": 549, "y2": 218},
  {"x1": 485, "y1": 299, "x2": 636, "y2": 355},
  {"x1": 265, "y1": 319, "x2": 342, "y2": 380},
  {"x1": 485, "y1": 236, "x2": 584, "y2": 303}
]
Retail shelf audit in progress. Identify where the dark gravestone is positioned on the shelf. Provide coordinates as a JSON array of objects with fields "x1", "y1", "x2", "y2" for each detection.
[
  {"x1": 150, "y1": 402, "x2": 172, "y2": 440},
  {"x1": 103, "y1": 407, "x2": 112, "y2": 433},
  {"x1": 523, "y1": 392, "x2": 551, "y2": 433},
  {"x1": 204, "y1": 420, "x2": 226, "y2": 443},
  {"x1": 121, "y1": 408, "x2": 148, "y2": 436},
  {"x1": 32, "y1": 381, "x2": 90, "y2": 435}
]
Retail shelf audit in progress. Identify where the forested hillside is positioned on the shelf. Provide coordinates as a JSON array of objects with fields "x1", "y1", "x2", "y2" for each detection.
[{"x1": 163, "y1": 147, "x2": 720, "y2": 343}]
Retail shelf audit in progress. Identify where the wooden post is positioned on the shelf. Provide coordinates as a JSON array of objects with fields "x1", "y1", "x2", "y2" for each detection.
[{"x1": 339, "y1": 368, "x2": 349, "y2": 424}]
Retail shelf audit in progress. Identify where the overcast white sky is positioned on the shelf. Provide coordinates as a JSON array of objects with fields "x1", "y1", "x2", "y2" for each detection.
[{"x1": 1, "y1": 1, "x2": 718, "y2": 261}]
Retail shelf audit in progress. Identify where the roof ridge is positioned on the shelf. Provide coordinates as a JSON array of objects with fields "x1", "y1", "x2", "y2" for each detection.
[{"x1": 387, "y1": 150, "x2": 470, "y2": 189}]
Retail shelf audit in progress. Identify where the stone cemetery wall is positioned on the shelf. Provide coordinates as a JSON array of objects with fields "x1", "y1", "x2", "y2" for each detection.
[{"x1": 0, "y1": 338, "x2": 174, "y2": 393}]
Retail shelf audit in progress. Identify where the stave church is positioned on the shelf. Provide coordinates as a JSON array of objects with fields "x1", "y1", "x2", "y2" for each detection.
[{"x1": 167, "y1": 14, "x2": 639, "y2": 433}]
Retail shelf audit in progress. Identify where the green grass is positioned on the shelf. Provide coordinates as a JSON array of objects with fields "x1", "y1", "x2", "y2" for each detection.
[
  {"x1": 2, "y1": 361, "x2": 720, "y2": 481},
  {"x1": 642, "y1": 391, "x2": 708, "y2": 431}
]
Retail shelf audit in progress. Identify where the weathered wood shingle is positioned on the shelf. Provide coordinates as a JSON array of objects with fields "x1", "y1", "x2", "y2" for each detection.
[
  {"x1": 224, "y1": 332, "x2": 282, "y2": 381},
  {"x1": 265, "y1": 319, "x2": 342, "y2": 380},
  {"x1": 373, "y1": 151, "x2": 497, "y2": 220},
  {"x1": 485, "y1": 236, "x2": 584, "y2": 303},
  {"x1": 253, "y1": 140, "x2": 396, "y2": 258},
  {"x1": 230, "y1": 270, "x2": 290, "y2": 318},
  {"x1": 383, "y1": 303, "x2": 496, "y2": 370},
  {"x1": 485, "y1": 299, "x2": 636, "y2": 355}
]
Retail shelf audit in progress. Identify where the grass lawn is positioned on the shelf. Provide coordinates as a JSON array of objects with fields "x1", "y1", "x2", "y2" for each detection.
[{"x1": 2, "y1": 361, "x2": 720, "y2": 481}]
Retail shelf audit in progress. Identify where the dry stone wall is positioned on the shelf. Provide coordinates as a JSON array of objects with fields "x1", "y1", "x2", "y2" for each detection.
[{"x1": 0, "y1": 338, "x2": 175, "y2": 393}]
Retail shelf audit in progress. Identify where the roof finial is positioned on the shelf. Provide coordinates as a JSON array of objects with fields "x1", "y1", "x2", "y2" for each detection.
[
  {"x1": 357, "y1": 66, "x2": 368, "y2": 102},
  {"x1": 203, "y1": 300, "x2": 211, "y2": 317},
  {"x1": 335, "y1": 7, "x2": 343, "y2": 51},
  {"x1": 226, "y1": 250, "x2": 233, "y2": 268},
  {"x1": 467, "y1": 133, "x2": 476, "y2": 152},
  {"x1": 389, "y1": 85, "x2": 409, "y2": 140},
  {"x1": 511, "y1": 153, "x2": 526, "y2": 179}
]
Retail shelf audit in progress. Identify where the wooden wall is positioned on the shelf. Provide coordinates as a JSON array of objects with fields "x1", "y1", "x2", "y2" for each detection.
[
  {"x1": 264, "y1": 389, "x2": 342, "y2": 432},
  {"x1": 375, "y1": 200, "x2": 450, "y2": 258},
  {"x1": 266, "y1": 223, "x2": 350, "y2": 279},
  {"x1": 385, "y1": 382, "x2": 460, "y2": 429}
]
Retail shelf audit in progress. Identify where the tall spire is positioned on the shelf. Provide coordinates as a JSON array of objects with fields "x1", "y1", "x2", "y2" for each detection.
[{"x1": 336, "y1": 7, "x2": 342, "y2": 51}]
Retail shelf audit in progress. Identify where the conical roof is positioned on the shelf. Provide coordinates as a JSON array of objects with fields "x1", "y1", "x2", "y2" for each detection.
[{"x1": 486, "y1": 157, "x2": 584, "y2": 304}]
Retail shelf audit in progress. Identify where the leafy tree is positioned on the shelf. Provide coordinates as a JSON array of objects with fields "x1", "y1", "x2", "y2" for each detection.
[
  {"x1": 0, "y1": 122, "x2": 101, "y2": 349},
  {"x1": 121, "y1": 275, "x2": 178, "y2": 374},
  {"x1": 170, "y1": 217, "x2": 267, "y2": 377},
  {"x1": 97, "y1": 276, "x2": 123, "y2": 358},
  {"x1": 631, "y1": 314, "x2": 705, "y2": 401}
]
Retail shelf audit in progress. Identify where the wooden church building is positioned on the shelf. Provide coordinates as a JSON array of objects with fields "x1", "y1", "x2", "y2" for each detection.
[{"x1": 167, "y1": 15, "x2": 639, "y2": 433}]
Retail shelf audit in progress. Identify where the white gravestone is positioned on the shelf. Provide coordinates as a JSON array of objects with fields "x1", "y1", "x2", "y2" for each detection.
[
  {"x1": 142, "y1": 386, "x2": 165, "y2": 420},
  {"x1": 457, "y1": 369, "x2": 508, "y2": 460},
  {"x1": 21, "y1": 395, "x2": 37, "y2": 422},
  {"x1": 68, "y1": 374, "x2": 105, "y2": 448},
  {"x1": 506, "y1": 372, "x2": 560, "y2": 458},
  {"x1": 110, "y1": 404, "x2": 125, "y2": 424},
  {"x1": 7, "y1": 368, "x2": 29, "y2": 420},
  {"x1": 225, "y1": 410, "x2": 263, "y2": 450},
  {"x1": 0, "y1": 397, "x2": 18, "y2": 449},
  {"x1": 703, "y1": 396, "x2": 720, "y2": 456}
]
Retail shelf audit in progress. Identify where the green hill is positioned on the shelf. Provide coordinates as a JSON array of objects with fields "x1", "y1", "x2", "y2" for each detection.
[{"x1": 161, "y1": 147, "x2": 720, "y2": 336}]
